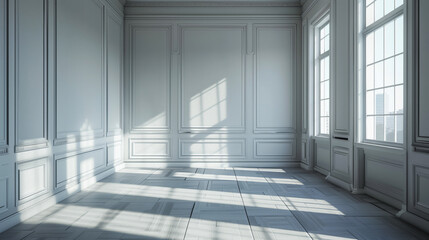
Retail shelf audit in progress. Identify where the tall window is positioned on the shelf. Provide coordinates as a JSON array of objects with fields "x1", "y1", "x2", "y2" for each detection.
[
  {"x1": 363, "y1": 0, "x2": 404, "y2": 144},
  {"x1": 316, "y1": 18, "x2": 330, "y2": 135}
]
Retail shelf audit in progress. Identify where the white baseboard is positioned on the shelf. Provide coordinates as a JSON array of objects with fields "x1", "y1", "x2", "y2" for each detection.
[
  {"x1": 300, "y1": 162, "x2": 313, "y2": 170},
  {"x1": 400, "y1": 211, "x2": 429, "y2": 234},
  {"x1": 124, "y1": 161, "x2": 300, "y2": 168},
  {"x1": 364, "y1": 186, "x2": 403, "y2": 209},
  {"x1": 0, "y1": 166, "x2": 117, "y2": 233},
  {"x1": 326, "y1": 174, "x2": 352, "y2": 192}
]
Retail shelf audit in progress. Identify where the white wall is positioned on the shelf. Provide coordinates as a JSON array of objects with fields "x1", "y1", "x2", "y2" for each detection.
[
  {"x1": 0, "y1": 0, "x2": 124, "y2": 232},
  {"x1": 124, "y1": 3, "x2": 302, "y2": 167}
]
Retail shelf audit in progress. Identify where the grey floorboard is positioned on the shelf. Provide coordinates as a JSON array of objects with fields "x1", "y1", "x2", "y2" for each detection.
[{"x1": 0, "y1": 168, "x2": 428, "y2": 240}]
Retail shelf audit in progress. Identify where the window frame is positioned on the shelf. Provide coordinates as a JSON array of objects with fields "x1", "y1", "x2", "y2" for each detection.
[
  {"x1": 314, "y1": 14, "x2": 331, "y2": 137},
  {"x1": 361, "y1": 0, "x2": 406, "y2": 147}
]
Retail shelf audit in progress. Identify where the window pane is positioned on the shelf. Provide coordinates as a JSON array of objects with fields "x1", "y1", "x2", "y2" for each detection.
[
  {"x1": 325, "y1": 24, "x2": 330, "y2": 36},
  {"x1": 395, "y1": 0, "x2": 403, "y2": 8},
  {"x1": 385, "y1": 0, "x2": 395, "y2": 15},
  {"x1": 395, "y1": 54, "x2": 403, "y2": 84},
  {"x1": 395, "y1": 15, "x2": 404, "y2": 54},
  {"x1": 320, "y1": 58, "x2": 325, "y2": 81},
  {"x1": 375, "y1": 27, "x2": 384, "y2": 62},
  {"x1": 384, "y1": 57, "x2": 394, "y2": 87},
  {"x1": 366, "y1": 64, "x2": 375, "y2": 90},
  {"x1": 366, "y1": 33, "x2": 375, "y2": 64},
  {"x1": 366, "y1": 3, "x2": 375, "y2": 26},
  {"x1": 366, "y1": 90, "x2": 375, "y2": 115},
  {"x1": 385, "y1": 20, "x2": 395, "y2": 58},
  {"x1": 321, "y1": 99, "x2": 329, "y2": 117},
  {"x1": 367, "y1": 116, "x2": 375, "y2": 140},
  {"x1": 375, "y1": 0, "x2": 384, "y2": 22},
  {"x1": 320, "y1": 38, "x2": 325, "y2": 54},
  {"x1": 321, "y1": 81, "x2": 329, "y2": 99},
  {"x1": 324, "y1": 56, "x2": 330, "y2": 80},
  {"x1": 376, "y1": 116, "x2": 384, "y2": 141},
  {"x1": 384, "y1": 86, "x2": 395, "y2": 114},
  {"x1": 385, "y1": 115, "x2": 395, "y2": 142},
  {"x1": 375, "y1": 89, "x2": 384, "y2": 114},
  {"x1": 396, "y1": 115, "x2": 403, "y2": 143},
  {"x1": 325, "y1": 35, "x2": 330, "y2": 52},
  {"x1": 375, "y1": 61, "x2": 384, "y2": 88},
  {"x1": 395, "y1": 85, "x2": 403, "y2": 114},
  {"x1": 321, "y1": 117, "x2": 329, "y2": 135}
]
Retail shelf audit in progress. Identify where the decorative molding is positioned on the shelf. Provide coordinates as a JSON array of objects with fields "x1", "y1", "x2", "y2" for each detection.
[
  {"x1": 179, "y1": 138, "x2": 246, "y2": 159},
  {"x1": 54, "y1": 0, "x2": 106, "y2": 145},
  {"x1": 129, "y1": 24, "x2": 172, "y2": 134},
  {"x1": 129, "y1": 139, "x2": 170, "y2": 159},
  {"x1": 178, "y1": 24, "x2": 246, "y2": 133},
  {"x1": 413, "y1": 0, "x2": 429, "y2": 151},
  {"x1": 0, "y1": 0, "x2": 8, "y2": 152},
  {"x1": 414, "y1": 165, "x2": 429, "y2": 215},
  {"x1": 253, "y1": 24, "x2": 297, "y2": 134},
  {"x1": 16, "y1": 158, "x2": 49, "y2": 205},
  {"x1": 107, "y1": 141, "x2": 122, "y2": 165},
  {"x1": 254, "y1": 139, "x2": 296, "y2": 158},
  {"x1": 54, "y1": 147, "x2": 106, "y2": 189},
  {"x1": 126, "y1": 1, "x2": 302, "y2": 7},
  {"x1": 106, "y1": 7, "x2": 124, "y2": 137}
]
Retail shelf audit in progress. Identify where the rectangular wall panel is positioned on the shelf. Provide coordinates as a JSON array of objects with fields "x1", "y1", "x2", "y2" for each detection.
[
  {"x1": 332, "y1": 0, "x2": 351, "y2": 135},
  {"x1": 17, "y1": 158, "x2": 48, "y2": 203},
  {"x1": 107, "y1": 10, "x2": 122, "y2": 135},
  {"x1": 131, "y1": 26, "x2": 171, "y2": 133},
  {"x1": 0, "y1": 179, "x2": 6, "y2": 213},
  {"x1": 15, "y1": 0, "x2": 47, "y2": 151},
  {"x1": 0, "y1": 162, "x2": 13, "y2": 218},
  {"x1": 56, "y1": 0, "x2": 104, "y2": 142},
  {"x1": 55, "y1": 148, "x2": 105, "y2": 188},
  {"x1": 180, "y1": 26, "x2": 245, "y2": 132},
  {"x1": 365, "y1": 154, "x2": 403, "y2": 201},
  {"x1": 0, "y1": 0, "x2": 7, "y2": 152},
  {"x1": 255, "y1": 25, "x2": 295, "y2": 133},
  {"x1": 130, "y1": 139, "x2": 170, "y2": 158},
  {"x1": 315, "y1": 140, "x2": 330, "y2": 172},
  {"x1": 107, "y1": 142, "x2": 122, "y2": 165},
  {"x1": 415, "y1": 166, "x2": 429, "y2": 213},
  {"x1": 180, "y1": 139, "x2": 245, "y2": 158},
  {"x1": 332, "y1": 147, "x2": 350, "y2": 177},
  {"x1": 254, "y1": 139, "x2": 295, "y2": 158}
]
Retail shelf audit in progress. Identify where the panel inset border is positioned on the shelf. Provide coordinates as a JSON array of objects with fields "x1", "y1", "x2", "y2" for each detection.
[
  {"x1": 129, "y1": 24, "x2": 172, "y2": 134},
  {"x1": 413, "y1": 0, "x2": 429, "y2": 151},
  {"x1": 54, "y1": 0, "x2": 106, "y2": 145},
  {"x1": 253, "y1": 24, "x2": 297, "y2": 134},
  {"x1": 179, "y1": 138, "x2": 246, "y2": 159},
  {"x1": 254, "y1": 139, "x2": 296, "y2": 159},
  {"x1": 178, "y1": 25, "x2": 246, "y2": 133},
  {"x1": 0, "y1": 0, "x2": 8, "y2": 154},
  {"x1": 331, "y1": 147, "x2": 351, "y2": 180},
  {"x1": 129, "y1": 139, "x2": 170, "y2": 159},
  {"x1": 414, "y1": 165, "x2": 429, "y2": 214},
  {"x1": 14, "y1": 0, "x2": 49, "y2": 152},
  {"x1": 16, "y1": 158, "x2": 49, "y2": 204}
]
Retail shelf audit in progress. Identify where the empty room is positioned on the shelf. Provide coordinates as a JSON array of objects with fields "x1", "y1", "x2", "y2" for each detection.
[{"x1": 0, "y1": 0, "x2": 429, "y2": 239}]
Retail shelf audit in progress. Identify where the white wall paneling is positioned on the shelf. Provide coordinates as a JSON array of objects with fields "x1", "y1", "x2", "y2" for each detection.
[
  {"x1": 106, "y1": 7, "x2": 123, "y2": 136},
  {"x1": 0, "y1": 0, "x2": 125, "y2": 232},
  {"x1": 16, "y1": 158, "x2": 49, "y2": 204},
  {"x1": 0, "y1": 162, "x2": 14, "y2": 220},
  {"x1": 14, "y1": 0, "x2": 48, "y2": 152},
  {"x1": 313, "y1": 138, "x2": 330, "y2": 174},
  {"x1": 180, "y1": 139, "x2": 245, "y2": 159},
  {"x1": 0, "y1": 0, "x2": 7, "y2": 154},
  {"x1": 130, "y1": 139, "x2": 170, "y2": 159},
  {"x1": 107, "y1": 142, "x2": 122, "y2": 165},
  {"x1": 129, "y1": 25, "x2": 171, "y2": 133},
  {"x1": 254, "y1": 139, "x2": 295, "y2": 158},
  {"x1": 55, "y1": 0, "x2": 105, "y2": 145},
  {"x1": 414, "y1": 166, "x2": 429, "y2": 215},
  {"x1": 125, "y1": 16, "x2": 300, "y2": 166},
  {"x1": 54, "y1": 147, "x2": 106, "y2": 190},
  {"x1": 413, "y1": 0, "x2": 429, "y2": 150},
  {"x1": 179, "y1": 25, "x2": 245, "y2": 133},
  {"x1": 254, "y1": 24, "x2": 296, "y2": 133},
  {"x1": 331, "y1": 146, "x2": 351, "y2": 181}
]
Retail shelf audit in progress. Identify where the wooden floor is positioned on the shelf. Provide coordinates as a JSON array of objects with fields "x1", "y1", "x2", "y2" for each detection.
[{"x1": 1, "y1": 168, "x2": 428, "y2": 240}]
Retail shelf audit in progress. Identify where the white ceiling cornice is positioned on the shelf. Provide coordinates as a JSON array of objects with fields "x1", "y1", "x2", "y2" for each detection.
[{"x1": 125, "y1": 0, "x2": 302, "y2": 7}]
